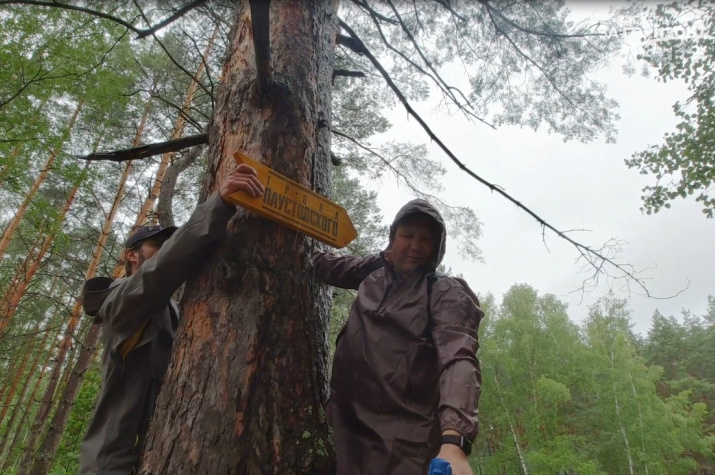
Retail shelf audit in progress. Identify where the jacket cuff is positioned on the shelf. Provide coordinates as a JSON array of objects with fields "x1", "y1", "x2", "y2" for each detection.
[{"x1": 440, "y1": 407, "x2": 478, "y2": 441}]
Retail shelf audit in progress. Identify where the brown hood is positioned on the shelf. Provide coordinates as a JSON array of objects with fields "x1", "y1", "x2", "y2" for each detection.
[
  {"x1": 81, "y1": 276, "x2": 122, "y2": 323},
  {"x1": 388, "y1": 199, "x2": 446, "y2": 271}
]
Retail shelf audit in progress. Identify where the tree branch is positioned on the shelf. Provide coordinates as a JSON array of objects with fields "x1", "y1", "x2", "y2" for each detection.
[
  {"x1": 382, "y1": 0, "x2": 489, "y2": 127},
  {"x1": 131, "y1": 0, "x2": 214, "y2": 100},
  {"x1": 480, "y1": 3, "x2": 588, "y2": 122},
  {"x1": 349, "y1": 0, "x2": 398, "y2": 25},
  {"x1": 338, "y1": 20, "x2": 660, "y2": 297},
  {"x1": 333, "y1": 69, "x2": 366, "y2": 79},
  {"x1": 427, "y1": 0, "x2": 467, "y2": 22},
  {"x1": 135, "y1": 0, "x2": 209, "y2": 39},
  {"x1": 336, "y1": 34, "x2": 366, "y2": 55},
  {"x1": 157, "y1": 145, "x2": 204, "y2": 227},
  {"x1": 249, "y1": 0, "x2": 273, "y2": 92},
  {"x1": 0, "y1": 0, "x2": 210, "y2": 39},
  {"x1": 346, "y1": 4, "x2": 493, "y2": 128},
  {"x1": 0, "y1": 1, "x2": 142, "y2": 33},
  {"x1": 80, "y1": 133, "x2": 208, "y2": 162},
  {"x1": 477, "y1": 0, "x2": 604, "y2": 39}
]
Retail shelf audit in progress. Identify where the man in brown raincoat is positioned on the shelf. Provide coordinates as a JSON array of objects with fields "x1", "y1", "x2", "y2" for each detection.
[
  {"x1": 78, "y1": 164, "x2": 264, "y2": 475},
  {"x1": 313, "y1": 199, "x2": 483, "y2": 475}
]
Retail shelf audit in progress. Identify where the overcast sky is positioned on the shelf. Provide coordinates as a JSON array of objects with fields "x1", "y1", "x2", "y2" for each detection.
[{"x1": 364, "y1": 2, "x2": 713, "y2": 336}]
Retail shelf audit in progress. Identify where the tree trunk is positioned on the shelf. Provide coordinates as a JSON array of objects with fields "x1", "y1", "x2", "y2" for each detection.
[
  {"x1": 0, "y1": 322, "x2": 53, "y2": 461},
  {"x1": 0, "y1": 321, "x2": 41, "y2": 426},
  {"x1": 14, "y1": 164, "x2": 92, "y2": 472},
  {"x1": 494, "y1": 371, "x2": 530, "y2": 475},
  {"x1": 28, "y1": 324, "x2": 101, "y2": 474},
  {"x1": 1, "y1": 321, "x2": 62, "y2": 471},
  {"x1": 611, "y1": 348, "x2": 635, "y2": 475},
  {"x1": 0, "y1": 99, "x2": 49, "y2": 191},
  {"x1": 0, "y1": 161, "x2": 90, "y2": 337},
  {"x1": 139, "y1": 1, "x2": 339, "y2": 473},
  {"x1": 0, "y1": 100, "x2": 84, "y2": 262}
]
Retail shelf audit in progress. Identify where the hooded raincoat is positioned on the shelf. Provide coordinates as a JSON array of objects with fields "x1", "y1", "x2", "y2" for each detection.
[
  {"x1": 79, "y1": 192, "x2": 235, "y2": 475},
  {"x1": 313, "y1": 199, "x2": 483, "y2": 475}
]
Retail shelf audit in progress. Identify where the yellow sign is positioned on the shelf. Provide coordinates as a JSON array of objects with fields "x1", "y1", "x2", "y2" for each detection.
[{"x1": 227, "y1": 151, "x2": 357, "y2": 248}]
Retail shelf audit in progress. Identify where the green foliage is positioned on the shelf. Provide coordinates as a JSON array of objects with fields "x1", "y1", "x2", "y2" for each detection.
[
  {"x1": 626, "y1": 3, "x2": 715, "y2": 217},
  {"x1": 49, "y1": 364, "x2": 101, "y2": 474},
  {"x1": 473, "y1": 287, "x2": 714, "y2": 474}
]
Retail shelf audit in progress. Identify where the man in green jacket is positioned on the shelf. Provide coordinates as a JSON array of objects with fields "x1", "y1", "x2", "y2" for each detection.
[{"x1": 79, "y1": 164, "x2": 263, "y2": 475}]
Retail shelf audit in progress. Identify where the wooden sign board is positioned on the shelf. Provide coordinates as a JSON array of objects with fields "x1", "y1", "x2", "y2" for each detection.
[{"x1": 226, "y1": 151, "x2": 357, "y2": 248}]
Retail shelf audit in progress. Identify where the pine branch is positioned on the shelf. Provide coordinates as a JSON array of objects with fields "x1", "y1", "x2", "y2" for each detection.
[
  {"x1": 337, "y1": 20, "x2": 662, "y2": 298},
  {"x1": 0, "y1": 0, "x2": 208, "y2": 39},
  {"x1": 249, "y1": 0, "x2": 273, "y2": 92},
  {"x1": 333, "y1": 69, "x2": 366, "y2": 79},
  {"x1": 132, "y1": 0, "x2": 214, "y2": 101},
  {"x1": 157, "y1": 145, "x2": 204, "y2": 227},
  {"x1": 348, "y1": 3, "x2": 493, "y2": 128},
  {"x1": 80, "y1": 134, "x2": 208, "y2": 162},
  {"x1": 135, "y1": 0, "x2": 209, "y2": 39},
  {"x1": 0, "y1": 1, "x2": 142, "y2": 33},
  {"x1": 382, "y1": 0, "x2": 489, "y2": 127}
]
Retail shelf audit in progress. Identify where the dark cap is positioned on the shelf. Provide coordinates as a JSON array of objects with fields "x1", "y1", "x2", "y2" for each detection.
[{"x1": 126, "y1": 224, "x2": 178, "y2": 249}]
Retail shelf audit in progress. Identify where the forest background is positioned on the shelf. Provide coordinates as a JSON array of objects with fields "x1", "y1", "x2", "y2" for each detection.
[{"x1": 0, "y1": 0, "x2": 713, "y2": 474}]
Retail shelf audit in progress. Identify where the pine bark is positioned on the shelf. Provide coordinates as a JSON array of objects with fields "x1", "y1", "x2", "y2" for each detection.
[{"x1": 139, "y1": 1, "x2": 339, "y2": 473}]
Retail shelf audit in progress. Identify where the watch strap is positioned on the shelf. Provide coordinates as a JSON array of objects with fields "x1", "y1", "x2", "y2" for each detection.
[{"x1": 441, "y1": 434, "x2": 472, "y2": 455}]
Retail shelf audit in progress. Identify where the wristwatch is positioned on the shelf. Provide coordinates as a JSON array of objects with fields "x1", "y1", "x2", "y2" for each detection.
[{"x1": 441, "y1": 434, "x2": 472, "y2": 455}]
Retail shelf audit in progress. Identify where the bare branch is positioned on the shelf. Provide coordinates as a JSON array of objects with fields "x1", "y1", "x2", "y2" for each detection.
[
  {"x1": 338, "y1": 20, "x2": 660, "y2": 297},
  {"x1": 0, "y1": 0, "x2": 210, "y2": 39},
  {"x1": 427, "y1": 0, "x2": 467, "y2": 22},
  {"x1": 249, "y1": 0, "x2": 273, "y2": 92},
  {"x1": 80, "y1": 133, "x2": 208, "y2": 162},
  {"x1": 382, "y1": 0, "x2": 490, "y2": 126},
  {"x1": 349, "y1": 0, "x2": 398, "y2": 25},
  {"x1": 0, "y1": 1, "x2": 142, "y2": 33},
  {"x1": 157, "y1": 145, "x2": 204, "y2": 227},
  {"x1": 135, "y1": 0, "x2": 209, "y2": 39},
  {"x1": 477, "y1": 0, "x2": 604, "y2": 39},
  {"x1": 333, "y1": 69, "x2": 366, "y2": 79},
  {"x1": 131, "y1": 0, "x2": 214, "y2": 100},
  {"x1": 336, "y1": 34, "x2": 366, "y2": 55}
]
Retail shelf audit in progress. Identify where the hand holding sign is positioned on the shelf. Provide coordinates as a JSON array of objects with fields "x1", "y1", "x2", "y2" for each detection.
[
  {"x1": 225, "y1": 152, "x2": 357, "y2": 248},
  {"x1": 219, "y1": 163, "x2": 265, "y2": 200}
]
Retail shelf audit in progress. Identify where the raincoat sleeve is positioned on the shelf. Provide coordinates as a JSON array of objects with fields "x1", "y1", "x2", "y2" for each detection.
[
  {"x1": 99, "y1": 192, "x2": 236, "y2": 350},
  {"x1": 429, "y1": 278, "x2": 483, "y2": 442},
  {"x1": 311, "y1": 250, "x2": 384, "y2": 290}
]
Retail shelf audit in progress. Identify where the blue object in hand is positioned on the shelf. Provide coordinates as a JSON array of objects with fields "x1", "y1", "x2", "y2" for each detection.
[{"x1": 429, "y1": 457, "x2": 452, "y2": 475}]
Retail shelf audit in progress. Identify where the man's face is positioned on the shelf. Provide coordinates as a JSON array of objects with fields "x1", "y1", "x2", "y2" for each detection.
[
  {"x1": 388, "y1": 215, "x2": 439, "y2": 278},
  {"x1": 127, "y1": 238, "x2": 164, "y2": 274}
]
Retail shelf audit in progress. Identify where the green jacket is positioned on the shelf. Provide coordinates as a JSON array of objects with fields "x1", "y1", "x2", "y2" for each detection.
[{"x1": 79, "y1": 193, "x2": 235, "y2": 475}]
